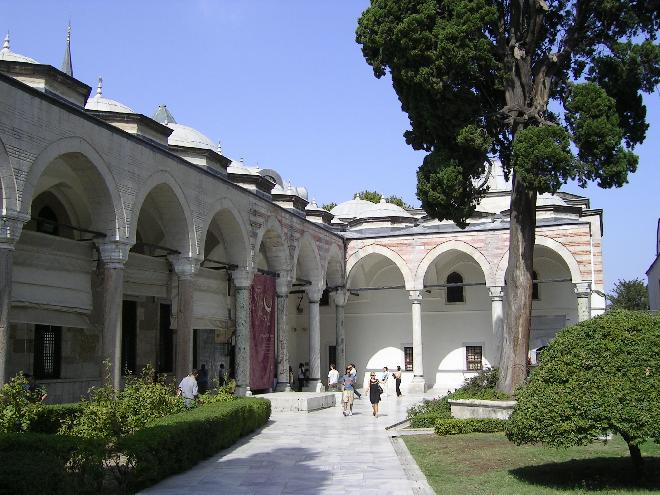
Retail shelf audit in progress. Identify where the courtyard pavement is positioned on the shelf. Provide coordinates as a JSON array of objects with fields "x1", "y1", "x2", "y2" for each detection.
[{"x1": 141, "y1": 389, "x2": 438, "y2": 495}]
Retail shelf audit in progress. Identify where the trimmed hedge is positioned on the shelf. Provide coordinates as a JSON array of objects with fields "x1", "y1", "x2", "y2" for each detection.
[
  {"x1": 113, "y1": 397, "x2": 271, "y2": 493},
  {"x1": 410, "y1": 413, "x2": 446, "y2": 428},
  {"x1": 0, "y1": 432, "x2": 105, "y2": 495},
  {"x1": 30, "y1": 403, "x2": 83, "y2": 434},
  {"x1": 434, "y1": 418, "x2": 507, "y2": 436}
]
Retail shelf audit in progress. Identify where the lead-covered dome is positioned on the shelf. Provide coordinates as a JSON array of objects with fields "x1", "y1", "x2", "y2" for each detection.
[
  {"x1": 330, "y1": 198, "x2": 377, "y2": 219},
  {"x1": 0, "y1": 34, "x2": 38, "y2": 64},
  {"x1": 356, "y1": 198, "x2": 412, "y2": 219},
  {"x1": 85, "y1": 77, "x2": 134, "y2": 113},
  {"x1": 152, "y1": 104, "x2": 216, "y2": 151}
]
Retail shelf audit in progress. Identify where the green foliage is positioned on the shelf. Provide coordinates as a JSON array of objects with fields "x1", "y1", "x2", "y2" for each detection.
[
  {"x1": 0, "y1": 374, "x2": 45, "y2": 433},
  {"x1": 506, "y1": 310, "x2": 660, "y2": 463},
  {"x1": 30, "y1": 403, "x2": 83, "y2": 434},
  {"x1": 321, "y1": 202, "x2": 337, "y2": 211},
  {"x1": 354, "y1": 190, "x2": 411, "y2": 208},
  {"x1": 61, "y1": 365, "x2": 185, "y2": 440},
  {"x1": 357, "y1": 0, "x2": 659, "y2": 225},
  {"x1": 408, "y1": 368, "x2": 509, "y2": 423},
  {"x1": 435, "y1": 418, "x2": 507, "y2": 436},
  {"x1": 608, "y1": 278, "x2": 650, "y2": 310},
  {"x1": 113, "y1": 398, "x2": 271, "y2": 493},
  {"x1": 197, "y1": 379, "x2": 236, "y2": 405},
  {"x1": 0, "y1": 432, "x2": 105, "y2": 495}
]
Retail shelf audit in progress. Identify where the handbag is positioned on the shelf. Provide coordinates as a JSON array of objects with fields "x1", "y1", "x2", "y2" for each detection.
[{"x1": 377, "y1": 385, "x2": 383, "y2": 395}]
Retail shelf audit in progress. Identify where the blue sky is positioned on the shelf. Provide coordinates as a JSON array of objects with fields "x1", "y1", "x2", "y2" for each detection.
[{"x1": 2, "y1": 1, "x2": 658, "y2": 291}]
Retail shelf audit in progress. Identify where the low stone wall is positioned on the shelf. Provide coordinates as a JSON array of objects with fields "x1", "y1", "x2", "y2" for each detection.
[
  {"x1": 261, "y1": 391, "x2": 336, "y2": 412},
  {"x1": 448, "y1": 399, "x2": 517, "y2": 420}
]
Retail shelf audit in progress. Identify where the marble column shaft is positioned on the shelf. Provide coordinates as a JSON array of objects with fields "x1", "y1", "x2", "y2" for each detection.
[
  {"x1": 234, "y1": 285, "x2": 251, "y2": 396},
  {"x1": 489, "y1": 286, "x2": 504, "y2": 368},
  {"x1": 175, "y1": 276, "x2": 194, "y2": 382},
  {"x1": 307, "y1": 286, "x2": 323, "y2": 392},
  {"x1": 275, "y1": 293, "x2": 291, "y2": 391},
  {"x1": 575, "y1": 282, "x2": 592, "y2": 322},
  {"x1": 334, "y1": 289, "x2": 348, "y2": 375},
  {"x1": 101, "y1": 263, "x2": 124, "y2": 389},
  {"x1": 0, "y1": 248, "x2": 13, "y2": 385},
  {"x1": 409, "y1": 290, "x2": 425, "y2": 392}
]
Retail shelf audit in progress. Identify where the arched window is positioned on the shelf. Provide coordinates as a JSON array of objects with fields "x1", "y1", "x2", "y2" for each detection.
[
  {"x1": 446, "y1": 272, "x2": 464, "y2": 303},
  {"x1": 532, "y1": 270, "x2": 539, "y2": 300},
  {"x1": 36, "y1": 206, "x2": 59, "y2": 236}
]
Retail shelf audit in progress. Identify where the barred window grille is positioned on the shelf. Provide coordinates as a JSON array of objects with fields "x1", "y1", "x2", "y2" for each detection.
[
  {"x1": 404, "y1": 346, "x2": 413, "y2": 372},
  {"x1": 34, "y1": 325, "x2": 61, "y2": 379},
  {"x1": 466, "y1": 346, "x2": 483, "y2": 371}
]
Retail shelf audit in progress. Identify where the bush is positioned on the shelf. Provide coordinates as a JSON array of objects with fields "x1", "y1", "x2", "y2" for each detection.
[
  {"x1": 410, "y1": 413, "x2": 446, "y2": 428},
  {"x1": 61, "y1": 365, "x2": 185, "y2": 440},
  {"x1": 0, "y1": 374, "x2": 45, "y2": 433},
  {"x1": 30, "y1": 403, "x2": 83, "y2": 434},
  {"x1": 407, "y1": 368, "x2": 510, "y2": 424},
  {"x1": 506, "y1": 310, "x2": 660, "y2": 471},
  {"x1": 113, "y1": 397, "x2": 270, "y2": 493},
  {"x1": 0, "y1": 432, "x2": 105, "y2": 495},
  {"x1": 435, "y1": 418, "x2": 507, "y2": 436},
  {"x1": 197, "y1": 380, "x2": 236, "y2": 406}
]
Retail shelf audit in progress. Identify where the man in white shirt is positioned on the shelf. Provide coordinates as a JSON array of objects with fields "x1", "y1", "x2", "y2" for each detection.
[
  {"x1": 178, "y1": 369, "x2": 199, "y2": 408},
  {"x1": 380, "y1": 366, "x2": 390, "y2": 397},
  {"x1": 328, "y1": 364, "x2": 339, "y2": 391}
]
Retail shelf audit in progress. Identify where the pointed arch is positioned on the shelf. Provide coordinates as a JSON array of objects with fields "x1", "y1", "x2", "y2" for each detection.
[
  {"x1": 322, "y1": 242, "x2": 345, "y2": 288},
  {"x1": 253, "y1": 216, "x2": 290, "y2": 272},
  {"x1": 199, "y1": 197, "x2": 250, "y2": 269},
  {"x1": 414, "y1": 240, "x2": 494, "y2": 288},
  {"x1": 130, "y1": 170, "x2": 196, "y2": 256},
  {"x1": 0, "y1": 136, "x2": 17, "y2": 213},
  {"x1": 20, "y1": 136, "x2": 125, "y2": 239},
  {"x1": 291, "y1": 232, "x2": 323, "y2": 285},
  {"x1": 346, "y1": 244, "x2": 414, "y2": 290},
  {"x1": 495, "y1": 235, "x2": 583, "y2": 285}
]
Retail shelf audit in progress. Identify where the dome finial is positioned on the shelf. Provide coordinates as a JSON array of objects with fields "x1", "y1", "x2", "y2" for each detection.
[
  {"x1": 96, "y1": 76, "x2": 103, "y2": 97},
  {"x1": 217, "y1": 140, "x2": 222, "y2": 154},
  {"x1": 2, "y1": 32, "x2": 9, "y2": 51},
  {"x1": 61, "y1": 21, "x2": 73, "y2": 77}
]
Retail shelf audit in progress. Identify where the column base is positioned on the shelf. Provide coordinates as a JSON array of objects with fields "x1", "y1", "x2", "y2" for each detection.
[
  {"x1": 407, "y1": 377, "x2": 426, "y2": 395},
  {"x1": 303, "y1": 379, "x2": 324, "y2": 392},
  {"x1": 235, "y1": 386, "x2": 252, "y2": 397},
  {"x1": 275, "y1": 382, "x2": 292, "y2": 392}
]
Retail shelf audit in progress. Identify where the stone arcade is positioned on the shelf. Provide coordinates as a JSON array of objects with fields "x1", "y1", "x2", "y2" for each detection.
[{"x1": 0, "y1": 34, "x2": 605, "y2": 403}]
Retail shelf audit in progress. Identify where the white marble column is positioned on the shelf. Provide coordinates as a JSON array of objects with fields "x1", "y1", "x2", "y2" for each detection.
[
  {"x1": 306, "y1": 285, "x2": 323, "y2": 392},
  {"x1": 489, "y1": 286, "x2": 504, "y2": 368},
  {"x1": 97, "y1": 240, "x2": 131, "y2": 389},
  {"x1": 170, "y1": 256, "x2": 200, "y2": 384},
  {"x1": 275, "y1": 274, "x2": 291, "y2": 392},
  {"x1": 232, "y1": 269, "x2": 252, "y2": 396},
  {"x1": 409, "y1": 290, "x2": 425, "y2": 394},
  {"x1": 333, "y1": 289, "x2": 348, "y2": 375},
  {"x1": 0, "y1": 212, "x2": 28, "y2": 384},
  {"x1": 575, "y1": 282, "x2": 592, "y2": 322}
]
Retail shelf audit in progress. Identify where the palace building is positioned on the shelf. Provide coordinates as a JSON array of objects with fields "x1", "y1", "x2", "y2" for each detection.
[{"x1": 0, "y1": 32, "x2": 605, "y2": 402}]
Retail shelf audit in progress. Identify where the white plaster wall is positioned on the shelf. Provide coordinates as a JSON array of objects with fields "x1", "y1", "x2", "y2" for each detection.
[{"x1": 648, "y1": 259, "x2": 660, "y2": 311}]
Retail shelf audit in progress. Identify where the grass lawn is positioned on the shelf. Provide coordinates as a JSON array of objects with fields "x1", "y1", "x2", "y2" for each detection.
[{"x1": 403, "y1": 433, "x2": 660, "y2": 494}]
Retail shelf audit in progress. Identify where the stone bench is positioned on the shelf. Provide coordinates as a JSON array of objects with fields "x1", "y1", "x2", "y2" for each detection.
[{"x1": 448, "y1": 399, "x2": 517, "y2": 420}]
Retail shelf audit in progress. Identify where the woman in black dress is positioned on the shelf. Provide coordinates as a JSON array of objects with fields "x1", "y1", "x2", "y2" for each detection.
[{"x1": 368, "y1": 372, "x2": 382, "y2": 417}]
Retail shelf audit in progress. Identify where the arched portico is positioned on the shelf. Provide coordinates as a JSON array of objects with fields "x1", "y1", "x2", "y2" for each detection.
[
  {"x1": 346, "y1": 244, "x2": 414, "y2": 290},
  {"x1": 414, "y1": 240, "x2": 494, "y2": 288},
  {"x1": 0, "y1": 136, "x2": 18, "y2": 214}
]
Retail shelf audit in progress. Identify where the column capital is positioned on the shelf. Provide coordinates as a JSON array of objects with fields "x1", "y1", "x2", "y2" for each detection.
[
  {"x1": 408, "y1": 289, "x2": 423, "y2": 303},
  {"x1": 574, "y1": 281, "x2": 591, "y2": 298},
  {"x1": 333, "y1": 288, "x2": 349, "y2": 307},
  {"x1": 276, "y1": 270, "x2": 292, "y2": 297},
  {"x1": 0, "y1": 210, "x2": 30, "y2": 249},
  {"x1": 488, "y1": 286, "x2": 504, "y2": 301},
  {"x1": 169, "y1": 255, "x2": 201, "y2": 279},
  {"x1": 96, "y1": 239, "x2": 132, "y2": 268},
  {"x1": 306, "y1": 284, "x2": 324, "y2": 303},
  {"x1": 231, "y1": 268, "x2": 253, "y2": 288}
]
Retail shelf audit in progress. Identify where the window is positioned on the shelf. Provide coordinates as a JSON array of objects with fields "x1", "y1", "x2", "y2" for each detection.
[
  {"x1": 466, "y1": 346, "x2": 483, "y2": 371},
  {"x1": 446, "y1": 272, "x2": 464, "y2": 303},
  {"x1": 36, "y1": 206, "x2": 59, "y2": 236},
  {"x1": 532, "y1": 271, "x2": 539, "y2": 300},
  {"x1": 121, "y1": 300, "x2": 137, "y2": 375},
  {"x1": 404, "y1": 346, "x2": 413, "y2": 371},
  {"x1": 34, "y1": 325, "x2": 61, "y2": 379},
  {"x1": 320, "y1": 288, "x2": 330, "y2": 306},
  {"x1": 328, "y1": 345, "x2": 336, "y2": 369}
]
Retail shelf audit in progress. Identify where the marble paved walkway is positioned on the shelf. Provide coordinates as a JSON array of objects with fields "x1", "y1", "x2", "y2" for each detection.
[{"x1": 141, "y1": 391, "x2": 436, "y2": 495}]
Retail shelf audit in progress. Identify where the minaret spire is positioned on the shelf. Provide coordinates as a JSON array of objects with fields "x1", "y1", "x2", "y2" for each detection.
[
  {"x1": 2, "y1": 32, "x2": 9, "y2": 52},
  {"x1": 61, "y1": 22, "x2": 73, "y2": 77}
]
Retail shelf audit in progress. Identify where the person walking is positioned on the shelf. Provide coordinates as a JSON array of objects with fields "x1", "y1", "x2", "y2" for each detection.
[
  {"x1": 298, "y1": 363, "x2": 305, "y2": 392},
  {"x1": 349, "y1": 363, "x2": 362, "y2": 399},
  {"x1": 394, "y1": 365, "x2": 403, "y2": 397},
  {"x1": 340, "y1": 366, "x2": 356, "y2": 416},
  {"x1": 218, "y1": 363, "x2": 226, "y2": 387},
  {"x1": 327, "y1": 364, "x2": 339, "y2": 391},
  {"x1": 178, "y1": 369, "x2": 199, "y2": 408},
  {"x1": 368, "y1": 372, "x2": 383, "y2": 417},
  {"x1": 380, "y1": 366, "x2": 390, "y2": 397},
  {"x1": 197, "y1": 364, "x2": 209, "y2": 394}
]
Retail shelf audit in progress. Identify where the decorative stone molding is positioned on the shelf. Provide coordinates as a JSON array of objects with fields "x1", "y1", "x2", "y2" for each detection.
[
  {"x1": 488, "y1": 286, "x2": 504, "y2": 301},
  {"x1": 574, "y1": 281, "x2": 592, "y2": 298},
  {"x1": 0, "y1": 210, "x2": 30, "y2": 249},
  {"x1": 169, "y1": 255, "x2": 201, "y2": 279},
  {"x1": 333, "y1": 288, "x2": 349, "y2": 307},
  {"x1": 95, "y1": 239, "x2": 132, "y2": 268},
  {"x1": 408, "y1": 289, "x2": 423, "y2": 303},
  {"x1": 306, "y1": 285, "x2": 324, "y2": 303},
  {"x1": 231, "y1": 268, "x2": 253, "y2": 288}
]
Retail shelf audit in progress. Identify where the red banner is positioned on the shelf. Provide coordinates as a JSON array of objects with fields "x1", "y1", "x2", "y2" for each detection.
[{"x1": 250, "y1": 273, "x2": 276, "y2": 390}]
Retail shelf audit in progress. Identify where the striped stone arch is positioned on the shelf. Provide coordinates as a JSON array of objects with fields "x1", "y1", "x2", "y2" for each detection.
[
  {"x1": 291, "y1": 232, "x2": 323, "y2": 286},
  {"x1": 21, "y1": 136, "x2": 126, "y2": 239},
  {"x1": 414, "y1": 239, "x2": 495, "y2": 288},
  {"x1": 130, "y1": 170, "x2": 197, "y2": 257},
  {"x1": 346, "y1": 244, "x2": 414, "y2": 290},
  {"x1": 322, "y1": 241, "x2": 345, "y2": 288},
  {"x1": 494, "y1": 235, "x2": 584, "y2": 285},
  {"x1": 253, "y1": 216, "x2": 291, "y2": 273},
  {"x1": 199, "y1": 197, "x2": 251, "y2": 269},
  {"x1": 0, "y1": 136, "x2": 17, "y2": 213}
]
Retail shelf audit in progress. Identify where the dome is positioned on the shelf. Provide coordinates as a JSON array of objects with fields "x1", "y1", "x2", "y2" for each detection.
[
  {"x1": 0, "y1": 33, "x2": 38, "y2": 64},
  {"x1": 228, "y1": 160, "x2": 258, "y2": 175},
  {"x1": 296, "y1": 186, "x2": 309, "y2": 200},
  {"x1": 152, "y1": 105, "x2": 216, "y2": 151},
  {"x1": 330, "y1": 198, "x2": 377, "y2": 219},
  {"x1": 85, "y1": 77, "x2": 134, "y2": 113},
  {"x1": 355, "y1": 198, "x2": 413, "y2": 219},
  {"x1": 537, "y1": 193, "x2": 567, "y2": 207}
]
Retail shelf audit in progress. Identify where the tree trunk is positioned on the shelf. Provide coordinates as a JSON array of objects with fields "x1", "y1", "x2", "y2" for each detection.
[
  {"x1": 498, "y1": 173, "x2": 536, "y2": 394},
  {"x1": 622, "y1": 433, "x2": 645, "y2": 476}
]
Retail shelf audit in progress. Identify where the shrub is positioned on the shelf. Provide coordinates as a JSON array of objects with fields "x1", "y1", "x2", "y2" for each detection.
[
  {"x1": 506, "y1": 310, "x2": 660, "y2": 472},
  {"x1": 0, "y1": 374, "x2": 45, "y2": 433},
  {"x1": 410, "y1": 413, "x2": 445, "y2": 428},
  {"x1": 0, "y1": 432, "x2": 105, "y2": 495},
  {"x1": 435, "y1": 418, "x2": 507, "y2": 436},
  {"x1": 30, "y1": 403, "x2": 83, "y2": 434},
  {"x1": 61, "y1": 365, "x2": 185, "y2": 440},
  {"x1": 197, "y1": 380, "x2": 237, "y2": 406},
  {"x1": 113, "y1": 398, "x2": 270, "y2": 492}
]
